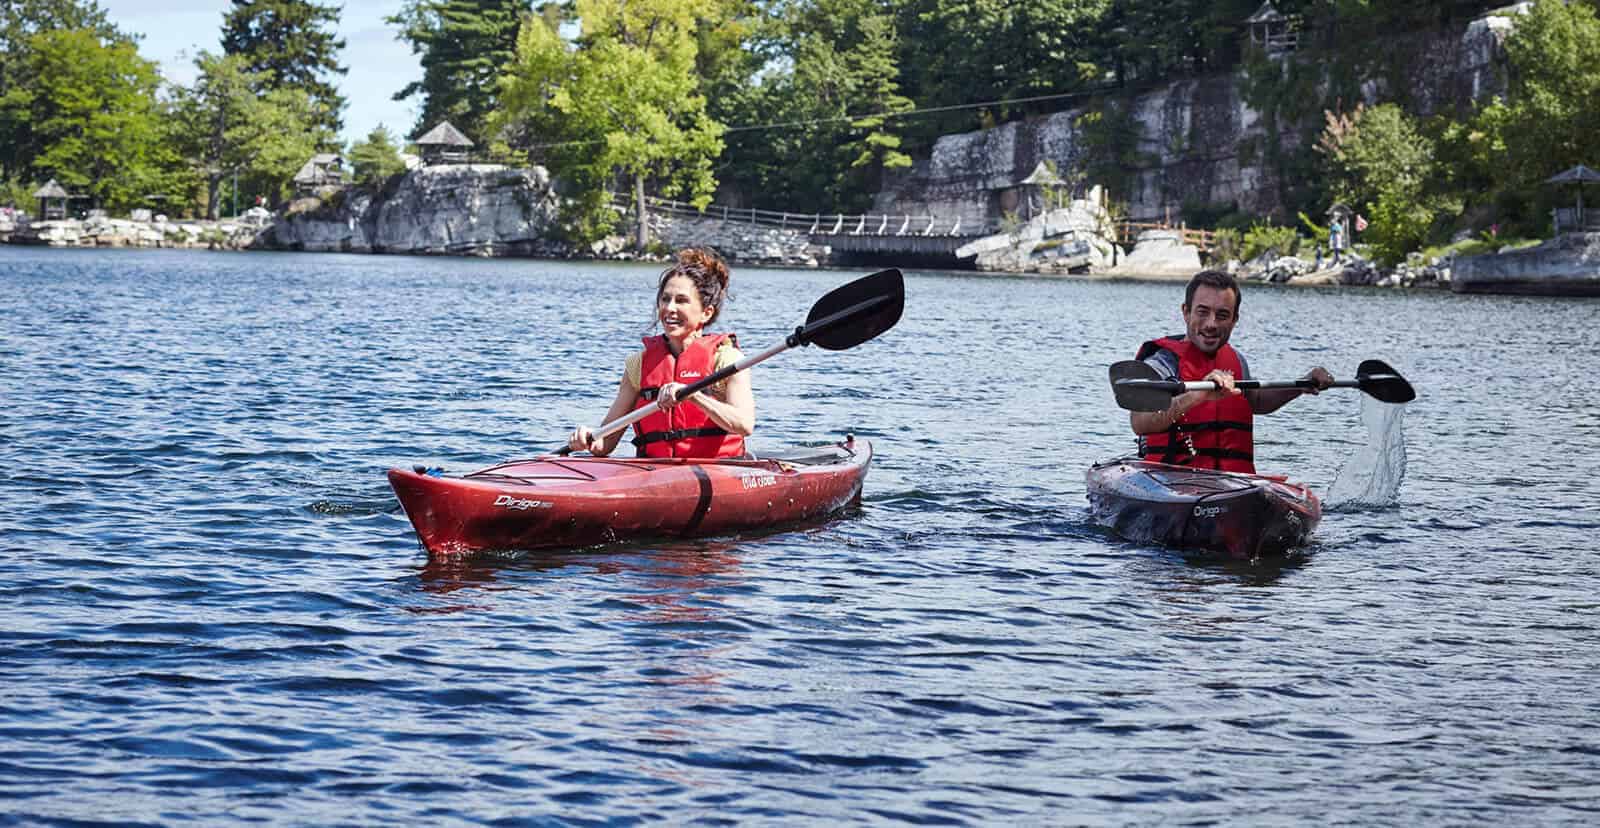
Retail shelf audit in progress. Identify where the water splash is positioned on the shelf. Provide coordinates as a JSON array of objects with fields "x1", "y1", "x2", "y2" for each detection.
[{"x1": 1326, "y1": 396, "x2": 1408, "y2": 510}]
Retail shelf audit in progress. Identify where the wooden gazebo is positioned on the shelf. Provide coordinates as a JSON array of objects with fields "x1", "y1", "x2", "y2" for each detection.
[
  {"x1": 415, "y1": 122, "x2": 474, "y2": 165},
  {"x1": 1018, "y1": 161, "x2": 1066, "y2": 220},
  {"x1": 1247, "y1": 1, "x2": 1298, "y2": 54},
  {"x1": 292, "y1": 153, "x2": 346, "y2": 194},
  {"x1": 33, "y1": 179, "x2": 69, "y2": 220}
]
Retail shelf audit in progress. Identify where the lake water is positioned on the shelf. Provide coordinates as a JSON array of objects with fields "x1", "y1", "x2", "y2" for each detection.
[{"x1": 3, "y1": 246, "x2": 1598, "y2": 824}]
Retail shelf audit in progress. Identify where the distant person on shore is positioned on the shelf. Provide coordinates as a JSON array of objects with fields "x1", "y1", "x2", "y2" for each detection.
[
  {"x1": 568, "y1": 247, "x2": 755, "y2": 458},
  {"x1": 1129, "y1": 269, "x2": 1333, "y2": 474},
  {"x1": 1329, "y1": 217, "x2": 1345, "y2": 264}
]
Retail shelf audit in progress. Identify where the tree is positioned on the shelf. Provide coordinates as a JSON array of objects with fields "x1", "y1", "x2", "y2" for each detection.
[
  {"x1": 348, "y1": 125, "x2": 408, "y2": 185},
  {"x1": 17, "y1": 27, "x2": 173, "y2": 212},
  {"x1": 894, "y1": 0, "x2": 1112, "y2": 143},
  {"x1": 495, "y1": 0, "x2": 728, "y2": 247},
  {"x1": 716, "y1": 0, "x2": 913, "y2": 212},
  {"x1": 172, "y1": 51, "x2": 323, "y2": 217},
  {"x1": 390, "y1": 0, "x2": 526, "y2": 143},
  {"x1": 0, "y1": 0, "x2": 130, "y2": 180},
  {"x1": 1487, "y1": 0, "x2": 1600, "y2": 189},
  {"x1": 221, "y1": 0, "x2": 347, "y2": 139},
  {"x1": 1317, "y1": 102, "x2": 1454, "y2": 263}
]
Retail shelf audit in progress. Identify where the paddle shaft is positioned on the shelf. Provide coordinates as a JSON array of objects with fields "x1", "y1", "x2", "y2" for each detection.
[{"x1": 1165, "y1": 377, "x2": 1363, "y2": 394}]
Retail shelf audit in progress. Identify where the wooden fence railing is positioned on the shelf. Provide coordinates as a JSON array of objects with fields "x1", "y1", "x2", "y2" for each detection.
[{"x1": 1115, "y1": 220, "x2": 1216, "y2": 251}]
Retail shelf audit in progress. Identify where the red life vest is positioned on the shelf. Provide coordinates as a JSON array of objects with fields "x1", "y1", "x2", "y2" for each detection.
[
  {"x1": 632, "y1": 333, "x2": 747, "y2": 459},
  {"x1": 1136, "y1": 336, "x2": 1255, "y2": 473}
]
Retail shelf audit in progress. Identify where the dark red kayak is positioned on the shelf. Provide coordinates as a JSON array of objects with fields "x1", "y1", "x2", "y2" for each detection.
[
  {"x1": 1085, "y1": 458, "x2": 1322, "y2": 560},
  {"x1": 389, "y1": 438, "x2": 871, "y2": 556}
]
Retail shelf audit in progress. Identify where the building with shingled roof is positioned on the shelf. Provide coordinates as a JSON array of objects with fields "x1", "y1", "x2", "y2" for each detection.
[
  {"x1": 415, "y1": 122, "x2": 474, "y2": 165},
  {"x1": 33, "y1": 179, "x2": 69, "y2": 220}
]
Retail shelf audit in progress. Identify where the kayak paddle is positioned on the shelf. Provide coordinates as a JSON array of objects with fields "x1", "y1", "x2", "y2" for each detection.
[
  {"x1": 557, "y1": 268, "x2": 906, "y2": 455},
  {"x1": 1108, "y1": 358, "x2": 1416, "y2": 412}
]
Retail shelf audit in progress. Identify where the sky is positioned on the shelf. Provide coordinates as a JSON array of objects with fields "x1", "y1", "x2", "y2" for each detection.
[{"x1": 97, "y1": 0, "x2": 423, "y2": 147}]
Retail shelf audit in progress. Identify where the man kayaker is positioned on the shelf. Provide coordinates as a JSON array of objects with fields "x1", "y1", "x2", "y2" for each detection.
[
  {"x1": 1130, "y1": 269, "x2": 1333, "y2": 473},
  {"x1": 569, "y1": 247, "x2": 756, "y2": 458}
]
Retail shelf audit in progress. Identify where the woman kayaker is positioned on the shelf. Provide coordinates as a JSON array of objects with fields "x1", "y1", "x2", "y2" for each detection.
[{"x1": 568, "y1": 247, "x2": 755, "y2": 458}]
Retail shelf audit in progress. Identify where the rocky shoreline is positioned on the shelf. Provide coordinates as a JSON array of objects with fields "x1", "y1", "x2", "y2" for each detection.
[{"x1": 5, "y1": 165, "x2": 1587, "y2": 294}]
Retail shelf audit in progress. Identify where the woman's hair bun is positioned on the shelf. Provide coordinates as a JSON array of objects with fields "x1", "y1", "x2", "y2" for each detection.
[{"x1": 658, "y1": 246, "x2": 731, "y2": 323}]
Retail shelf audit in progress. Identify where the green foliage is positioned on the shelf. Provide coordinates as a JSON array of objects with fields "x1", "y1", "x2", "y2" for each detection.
[
  {"x1": 1296, "y1": 211, "x2": 1326, "y2": 240},
  {"x1": 1421, "y1": 235, "x2": 1539, "y2": 261},
  {"x1": 16, "y1": 27, "x2": 173, "y2": 212},
  {"x1": 1366, "y1": 191, "x2": 1441, "y2": 265},
  {"x1": 1451, "y1": 0, "x2": 1600, "y2": 234},
  {"x1": 172, "y1": 52, "x2": 323, "y2": 218},
  {"x1": 494, "y1": 0, "x2": 727, "y2": 244},
  {"x1": 221, "y1": 0, "x2": 347, "y2": 138},
  {"x1": 1315, "y1": 101, "x2": 1465, "y2": 263},
  {"x1": 1209, "y1": 227, "x2": 1243, "y2": 263},
  {"x1": 1241, "y1": 223, "x2": 1302, "y2": 261},
  {"x1": 391, "y1": 0, "x2": 525, "y2": 143},
  {"x1": 1, "y1": 176, "x2": 33, "y2": 209},
  {"x1": 714, "y1": 0, "x2": 914, "y2": 212},
  {"x1": 1317, "y1": 103, "x2": 1435, "y2": 212},
  {"x1": 0, "y1": 0, "x2": 131, "y2": 180},
  {"x1": 348, "y1": 125, "x2": 408, "y2": 186},
  {"x1": 893, "y1": 0, "x2": 1112, "y2": 145}
]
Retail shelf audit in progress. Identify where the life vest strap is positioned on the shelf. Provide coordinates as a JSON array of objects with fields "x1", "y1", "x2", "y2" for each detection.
[
  {"x1": 1172, "y1": 420, "x2": 1253, "y2": 434},
  {"x1": 632, "y1": 426, "x2": 730, "y2": 448}
]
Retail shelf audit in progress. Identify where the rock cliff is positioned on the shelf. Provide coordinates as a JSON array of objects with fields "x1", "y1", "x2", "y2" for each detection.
[
  {"x1": 262, "y1": 165, "x2": 567, "y2": 256},
  {"x1": 873, "y1": 14, "x2": 1516, "y2": 228}
]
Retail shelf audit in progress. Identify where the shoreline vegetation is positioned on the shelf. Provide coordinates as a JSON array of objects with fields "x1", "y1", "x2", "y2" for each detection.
[{"x1": 3, "y1": 1, "x2": 1599, "y2": 297}]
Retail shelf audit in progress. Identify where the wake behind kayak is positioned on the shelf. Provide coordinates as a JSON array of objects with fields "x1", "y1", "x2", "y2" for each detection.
[{"x1": 390, "y1": 437, "x2": 871, "y2": 557}]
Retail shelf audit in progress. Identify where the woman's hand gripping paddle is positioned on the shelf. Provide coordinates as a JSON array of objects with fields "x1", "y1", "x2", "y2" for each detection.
[
  {"x1": 556, "y1": 268, "x2": 906, "y2": 455},
  {"x1": 1108, "y1": 358, "x2": 1416, "y2": 412}
]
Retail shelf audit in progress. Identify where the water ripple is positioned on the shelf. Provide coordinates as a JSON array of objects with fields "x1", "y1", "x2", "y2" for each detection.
[{"x1": 2, "y1": 248, "x2": 1597, "y2": 823}]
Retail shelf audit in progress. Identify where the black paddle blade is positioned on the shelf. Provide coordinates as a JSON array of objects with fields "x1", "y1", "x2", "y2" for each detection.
[
  {"x1": 1356, "y1": 359, "x2": 1416, "y2": 404},
  {"x1": 1109, "y1": 359, "x2": 1182, "y2": 412},
  {"x1": 797, "y1": 268, "x2": 904, "y2": 351}
]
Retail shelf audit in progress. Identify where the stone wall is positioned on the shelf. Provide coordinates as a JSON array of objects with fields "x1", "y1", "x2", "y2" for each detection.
[
  {"x1": 874, "y1": 13, "x2": 1515, "y2": 228},
  {"x1": 647, "y1": 212, "x2": 829, "y2": 267},
  {"x1": 3, "y1": 214, "x2": 266, "y2": 249}
]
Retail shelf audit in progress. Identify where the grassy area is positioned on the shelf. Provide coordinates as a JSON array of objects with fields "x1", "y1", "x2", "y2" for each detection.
[{"x1": 1421, "y1": 236, "x2": 1542, "y2": 261}]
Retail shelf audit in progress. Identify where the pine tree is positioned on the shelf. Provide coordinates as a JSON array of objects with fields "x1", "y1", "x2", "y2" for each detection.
[
  {"x1": 220, "y1": 0, "x2": 347, "y2": 138},
  {"x1": 390, "y1": 0, "x2": 526, "y2": 143}
]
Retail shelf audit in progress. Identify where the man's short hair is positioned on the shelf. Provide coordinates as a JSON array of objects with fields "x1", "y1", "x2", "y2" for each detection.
[{"x1": 1184, "y1": 269, "x2": 1240, "y2": 313}]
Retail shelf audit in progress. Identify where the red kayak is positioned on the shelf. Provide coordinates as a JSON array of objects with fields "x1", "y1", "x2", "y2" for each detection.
[
  {"x1": 1085, "y1": 458, "x2": 1321, "y2": 560},
  {"x1": 389, "y1": 438, "x2": 871, "y2": 556}
]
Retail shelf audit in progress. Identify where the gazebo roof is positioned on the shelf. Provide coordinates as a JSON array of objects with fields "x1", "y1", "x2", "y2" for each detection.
[
  {"x1": 1019, "y1": 160, "x2": 1064, "y2": 187},
  {"x1": 1248, "y1": 1, "x2": 1286, "y2": 24},
  {"x1": 415, "y1": 121, "x2": 474, "y2": 148},
  {"x1": 1326, "y1": 201, "x2": 1353, "y2": 217},
  {"x1": 33, "y1": 179, "x2": 69, "y2": 199},
  {"x1": 293, "y1": 155, "x2": 344, "y2": 184},
  {"x1": 1546, "y1": 164, "x2": 1600, "y2": 184}
]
